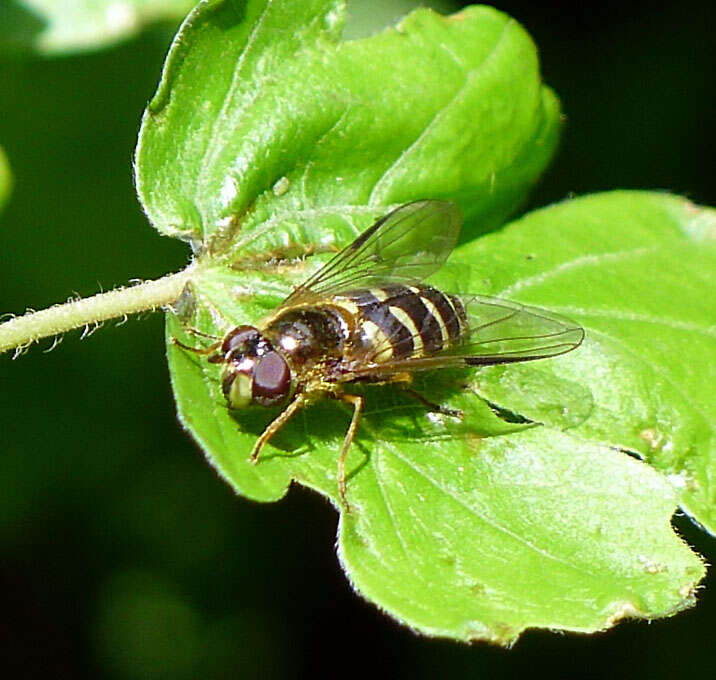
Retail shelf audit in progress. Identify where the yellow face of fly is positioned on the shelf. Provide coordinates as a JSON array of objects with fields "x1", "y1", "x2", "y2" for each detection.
[{"x1": 227, "y1": 370, "x2": 253, "y2": 409}]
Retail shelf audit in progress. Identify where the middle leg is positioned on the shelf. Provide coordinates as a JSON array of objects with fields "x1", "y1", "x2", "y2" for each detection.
[{"x1": 336, "y1": 393, "x2": 363, "y2": 511}]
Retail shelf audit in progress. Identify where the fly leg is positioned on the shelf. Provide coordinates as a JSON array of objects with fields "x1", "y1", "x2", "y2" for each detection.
[
  {"x1": 250, "y1": 393, "x2": 309, "y2": 464},
  {"x1": 403, "y1": 388, "x2": 463, "y2": 419},
  {"x1": 337, "y1": 393, "x2": 363, "y2": 512},
  {"x1": 377, "y1": 372, "x2": 461, "y2": 417}
]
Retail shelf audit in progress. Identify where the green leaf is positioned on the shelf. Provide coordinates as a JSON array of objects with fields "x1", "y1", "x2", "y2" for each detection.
[
  {"x1": 343, "y1": 0, "x2": 459, "y2": 41},
  {"x1": 0, "y1": 145, "x2": 11, "y2": 212},
  {"x1": 136, "y1": 0, "x2": 706, "y2": 641},
  {"x1": 0, "y1": 0, "x2": 195, "y2": 55},
  {"x1": 135, "y1": 0, "x2": 561, "y2": 251},
  {"x1": 170, "y1": 284, "x2": 704, "y2": 644},
  {"x1": 164, "y1": 193, "x2": 708, "y2": 642},
  {"x1": 463, "y1": 190, "x2": 716, "y2": 536},
  {"x1": 338, "y1": 428, "x2": 700, "y2": 642}
]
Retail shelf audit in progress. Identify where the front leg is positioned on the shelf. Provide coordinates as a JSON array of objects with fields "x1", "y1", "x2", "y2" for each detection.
[{"x1": 250, "y1": 393, "x2": 310, "y2": 463}]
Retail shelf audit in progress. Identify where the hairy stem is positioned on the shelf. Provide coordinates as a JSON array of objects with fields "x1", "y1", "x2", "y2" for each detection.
[{"x1": 0, "y1": 268, "x2": 192, "y2": 356}]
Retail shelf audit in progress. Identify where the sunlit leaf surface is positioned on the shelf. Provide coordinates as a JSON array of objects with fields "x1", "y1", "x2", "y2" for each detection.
[
  {"x1": 135, "y1": 0, "x2": 560, "y2": 252},
  {"x1": 465, "y1": 192, "x2": 716, "y2": 537},
  {"x1": 133, "y1": 0, "x2": 709, "y2": 642}
]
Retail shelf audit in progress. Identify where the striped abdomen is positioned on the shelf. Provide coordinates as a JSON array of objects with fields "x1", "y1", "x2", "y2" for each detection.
[{"x1": 333, "y1": 284, "x2": 468, "y2": 363}]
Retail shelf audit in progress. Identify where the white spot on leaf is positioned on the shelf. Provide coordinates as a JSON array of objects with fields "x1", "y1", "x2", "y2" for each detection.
[
  {"x1": 220, "y1": 175, "x2": 238, "y2": 207},
  {"x1": 272, "y1": 176, "x2": 290, "y2": 196}
]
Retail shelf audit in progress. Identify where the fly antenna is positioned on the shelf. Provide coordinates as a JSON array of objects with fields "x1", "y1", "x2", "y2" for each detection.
[
  {"x1": 172, "y1": 337, "x2": 221, "y2": 355},
  {"x1": 171, "y1": 324, "x2": 223, "y2": 355},
  {"x1": 185, "y1": 326, "x2": 221, "y2": 340}
]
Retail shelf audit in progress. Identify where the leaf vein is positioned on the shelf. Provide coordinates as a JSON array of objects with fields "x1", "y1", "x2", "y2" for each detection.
[
  {"x1": 497, "y1": 247, "x2": 656, "y2": 297},
  {"x1": 371, "y1": 461, "x2": 413, "y2": 561},
  {"x1": 196, "y1": 0, "x2": 275, "y2": 225},
  {"x1": 552, "y1": 306, "x2": 716, "y2": 338},
  {"x1": 367, "y1": 20, "x2": 512, "y2": 204},
  {"x1": 383, "y1": 442, "x2": 603, "y2": 580},
  {"x1": 231, "y1": 204, "x2": 399, "y2": 252},
  {"x1": 588, "y1": 327, "x2": 714, "y2": 431}
]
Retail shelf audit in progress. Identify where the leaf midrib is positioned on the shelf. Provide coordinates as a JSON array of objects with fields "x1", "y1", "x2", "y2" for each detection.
[
  {"x1": 196, "y1": 0, "x2": 276, "y2": 224},
  {"x1": 367, "y1": 19, "x2": 513, "y2": 204}
]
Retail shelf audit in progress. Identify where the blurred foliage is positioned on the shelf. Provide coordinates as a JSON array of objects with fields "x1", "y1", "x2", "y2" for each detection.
[
  {"x1": 1, "y1": 0, "x2": 716, "y2": 677},
  {"x1": 0, "y1": 144, "x2": 11, "y2": 211},
  {"x1": 0, "y1": 0, "x2": 194, "y2": 55}
]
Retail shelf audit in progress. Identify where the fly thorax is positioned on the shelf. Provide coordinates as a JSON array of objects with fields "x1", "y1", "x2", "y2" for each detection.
[{"x1": 266, "y1": 308, "x2": 345, "y2": 365}]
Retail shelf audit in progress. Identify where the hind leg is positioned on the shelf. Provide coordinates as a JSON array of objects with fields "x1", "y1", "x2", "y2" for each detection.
[{"x1": 403, "y1": 387, "x2": 463, "y2": 419}]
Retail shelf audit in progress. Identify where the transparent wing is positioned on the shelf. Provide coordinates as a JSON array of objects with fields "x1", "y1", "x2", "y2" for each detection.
[
  {"x1": 282, "y1": 200, "x2": 462, "y2": 307},
  {"x1": 347, "y1": 293, "x2": 584, "y2": 379}
]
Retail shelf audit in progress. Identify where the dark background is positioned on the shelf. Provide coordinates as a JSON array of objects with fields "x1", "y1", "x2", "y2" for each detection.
[{"x1": 1, "y1": 1, "x2": 714, "y2": 678}]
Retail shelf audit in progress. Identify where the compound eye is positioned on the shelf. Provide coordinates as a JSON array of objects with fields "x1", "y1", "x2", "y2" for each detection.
[
  {"x1": 221, "y1": 325, "x2": 260, "y2": 356},
  {"x1": 252, "y1": 351, "x2": 291, "y2": 405}
]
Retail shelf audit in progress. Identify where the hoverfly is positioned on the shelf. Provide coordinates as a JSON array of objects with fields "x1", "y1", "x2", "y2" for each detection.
[{"x1": 177, "y1": 201, "x2": 584, "y2": 508}]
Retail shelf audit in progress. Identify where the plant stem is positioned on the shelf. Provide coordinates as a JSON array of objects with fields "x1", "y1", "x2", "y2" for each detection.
[{"x1": 0, "y1": 268, "x2": 192, "y2": 356}]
